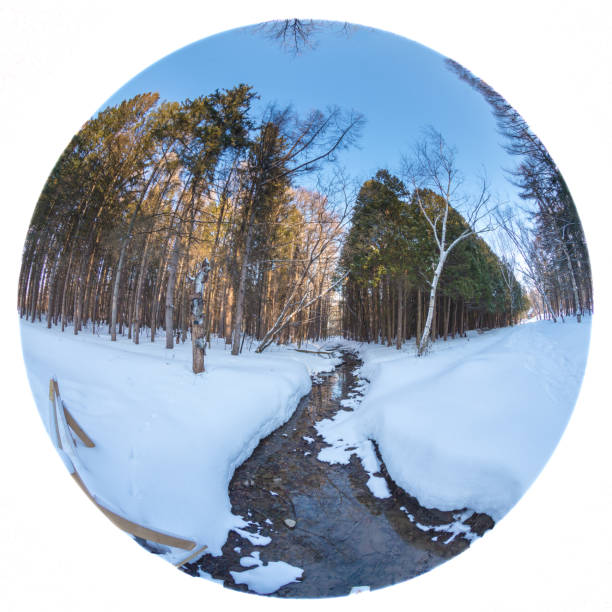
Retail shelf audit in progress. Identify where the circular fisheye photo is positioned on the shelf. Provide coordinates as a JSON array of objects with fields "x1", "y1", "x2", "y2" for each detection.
[{"x1": 18, "y1": 20, "x2": 592, "y2": 598}]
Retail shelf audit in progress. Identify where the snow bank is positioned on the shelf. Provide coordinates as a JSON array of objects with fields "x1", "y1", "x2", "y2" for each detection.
[
  {"x1": 230, "y1": 551, "x2": 303, "y2": 594},
  {"x1": 20, "y1": 321, "x2": 338, "y2": 561},
  {"x1": 321, "y1": 318, "x2": 590, "y2": 521}
]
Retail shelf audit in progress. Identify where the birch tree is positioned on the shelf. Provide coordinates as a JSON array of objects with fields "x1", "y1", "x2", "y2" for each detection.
[
  {"x1": 404, "y1": 129, "x2": 494, "y2": 355},
  {"x1": 187, "y1": 258, "x2": 210, "y2": 373}
]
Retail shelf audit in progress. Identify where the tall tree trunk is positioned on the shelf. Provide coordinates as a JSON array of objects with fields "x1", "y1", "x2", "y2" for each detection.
[
  {"x1": 46, "y1": 264, "x2": 58, "y2": 329},
  {"x1": 165, "y1": 237, "x2": 181, "y2": 349},
  {"x1": 231, "y1": 214, "x2": 255, "y2": 355},
  {"x1": 110, "y1": 245, "x2": 128, "y2": 341},
  {"x1": 60, "y1": 250, "x2": 75, "y2": 332},
  {"x1": 419, "y1": 254, "x2": 447, "y2": 356},
  {"x1": 225, "y1": 283, "x2": 234, "y2": 344},
  {"x1": 561, "y1": 241, "x2": 582, "y2": 322},
  {"x1": 396, "y1": 277, "x2": 403, "y2": 350},
  {"x1": 190, "y1": 259, "x2": 210, "y2": 374},
  {"x1": 386, "y1": 278, "x2": 393, "y2": 346},
  {"x1": 416, "y1": 286, "x2": 422, "y2": 350},
  {"x1": 443, "y1": 295, "x2": 451, "y2": 341},
  {"x1": 29, "y1": 262, "x2": 41, "y2": 323}
]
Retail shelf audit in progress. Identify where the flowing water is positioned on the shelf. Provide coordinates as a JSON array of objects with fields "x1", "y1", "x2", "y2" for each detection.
[{"x1": 183, "y1": 351, "x2": 493, "y2": 598}]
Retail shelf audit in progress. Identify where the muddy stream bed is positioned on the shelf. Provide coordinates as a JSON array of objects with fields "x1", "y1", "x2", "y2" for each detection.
[{"x1": 183, "y1": 351, "x2": 494, "y2": 597}]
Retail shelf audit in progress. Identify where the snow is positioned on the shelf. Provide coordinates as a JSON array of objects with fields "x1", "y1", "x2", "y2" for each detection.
[
  {"x1": 321, "y1": 318, "x2": 590, "y2": 521},
  {"x1": 399, "y1": 506, "x2": 477, "y2": 544},
  {"x1": 20, "y1": 320, "x2": 338, "y2": 564},
  {"x1": 230, "y1": 553, "x2": 303, "y2": 595},
  {"x1": 20, "y1": 315, "x2": 590, "y2": 581},
  {"x1": 366, "y1": 474, "x2": 391, "y2": 498},
  {"x1": 232, "y1": 527, "x2": 271, "y2": 547},
  {"x1": 240, "y1": 551, "x2": 262, "y2": 567},
  {"x1": 315, "y1": 418, "x2": 391, "y2": 499}
]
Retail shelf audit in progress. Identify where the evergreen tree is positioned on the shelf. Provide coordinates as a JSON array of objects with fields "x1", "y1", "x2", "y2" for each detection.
[{"x1": 446, "y1": 59, "x2": 591, "y2": 321}]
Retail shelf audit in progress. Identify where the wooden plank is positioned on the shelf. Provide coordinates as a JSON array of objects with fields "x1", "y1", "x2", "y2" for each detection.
[
  {"x1": 71, "y1": 468, "x2": 196, "y2": 551},
  {"x1": 174, "y1": 544, "x2": 208, "y2": 567},
  {"x1": 51, "y1": 379, "x2": 95, "y2": 447},
  {"x1": 96, "y1": 503, "x2": 197, "y2": 551},
  {"x1": 62, "y1": 403, "x2": 95, "y2": 448},
  {"x1": 49, "y1": 379, "x2": 62, "y2": 450},
  {"x1": 53, "y1": 378, "x2": 198, "y2": 552}
]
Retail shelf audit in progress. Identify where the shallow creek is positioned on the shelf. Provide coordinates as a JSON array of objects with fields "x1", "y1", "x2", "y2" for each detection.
[{"x1": 183, "y1": 351, "x2": 493, "y2": 597}]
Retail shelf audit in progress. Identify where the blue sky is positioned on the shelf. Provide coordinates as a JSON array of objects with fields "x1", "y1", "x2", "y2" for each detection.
[{"x1": 104, "y1": 23, "x2": 521, "y2": 205}]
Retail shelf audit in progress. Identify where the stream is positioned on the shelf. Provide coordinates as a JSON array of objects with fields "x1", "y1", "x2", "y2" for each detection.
[{"x1": 182, "y1": 350, "x2": 494, "y2": 598}]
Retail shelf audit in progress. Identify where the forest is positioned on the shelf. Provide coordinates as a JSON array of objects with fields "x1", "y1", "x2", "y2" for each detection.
[
  {"x1": 340, "y1": 170, "x2": 526, "y2": 349},
  {"x1": 18, "y1": 65, "x2": 593, "y2": 372}
]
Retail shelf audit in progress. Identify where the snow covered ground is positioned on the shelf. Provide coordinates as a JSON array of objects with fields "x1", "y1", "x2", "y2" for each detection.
[
  {"x1": 318, "y1": 317, "x2": 591, "y2": 522},
  {"x1": 20, "y1": 320, "x2": 339, "y2": 569},
  {"x1": 20, "y1": 316, "x2": 591, "y2": 595}
]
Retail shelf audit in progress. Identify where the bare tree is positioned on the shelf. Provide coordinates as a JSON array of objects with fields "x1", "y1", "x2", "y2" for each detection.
[
  {"x1": 495, "y1": 210, "x2": 557, "y2": 322},
  {"x1": 403, "y1": 129, "x2": 494, "y2": 355},
  {"x1": 446, "y1": 59, "x2": 590, "y2": 321},
  {"x1": 491, "y1": 231, "x2": 521, "y2": 325},
  {"x1": 254, "y1": 186, "x2": 349, "y2": 352},
  {"x1": 229, "y1": 106, "x2": 363, "y2": 356},
  {"x1": 254, "y1": 19, "x2": 355, "y2": 56}
]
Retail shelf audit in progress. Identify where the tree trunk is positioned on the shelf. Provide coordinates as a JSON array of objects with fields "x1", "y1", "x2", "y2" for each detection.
[
  {"x1": 46, "y1": 264, "x2": 58, "y2": 329},
  {"x1": 231, "y1": 215, "x2": 255, "y2": 355},
  {"x1": 60, "y1": 250, "x2": 75, "y2": 332},
  {"x1": 416, "y1": 286, "x2": 422, "y2": 350},
  {"x1": 132, "y1": 234, "x2": 152, "y2": 344},
  {"x1": 443, "y1": 295, "x2": 451, "y2": 341},
  {"x1": 561, "y1": 240, "x2": 582, "y2": 322},
  {"x1": 165, "y1": 237, "x2": 181, "y2": 349},
  {"x1": 396, "y1": 278, "x2": 403, "y2": 350},
  {"x1": 190, "y1": 259, "x2": 210, "y2": 374},
  {"x1": 419, "y1": 254, "x2": 446, "y2": 355},
  {"x1": 109, "y1": 246, "x2": 128, "y2": 341}
]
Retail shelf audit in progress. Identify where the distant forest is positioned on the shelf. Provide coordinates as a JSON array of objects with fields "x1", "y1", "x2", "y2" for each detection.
[
  {"x1": 340, "y1": 170, "x2": 526, "y2": 348},
  {"x1": 18, "y1": 69, "x2": 592, "y2": 371}
]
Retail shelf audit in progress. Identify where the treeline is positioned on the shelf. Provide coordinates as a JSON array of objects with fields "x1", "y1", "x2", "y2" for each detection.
[
  {"x1": 19, "y1": 64, "x2": 588, "y2": 369},
  {"x1": 447, "y1": 60, "x2": 593, "y2": 322},
  {"x1": 18, "y1": 87, "x2": 362, "y2": 369},
  {"x1": 340, "y1": 171, "x2": 526, "y2": 347}
]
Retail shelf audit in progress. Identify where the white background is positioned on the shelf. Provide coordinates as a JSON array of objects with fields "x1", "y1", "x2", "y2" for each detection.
[{"x1": 1, "y1": 1, "x2": 610, "y2": 610}]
